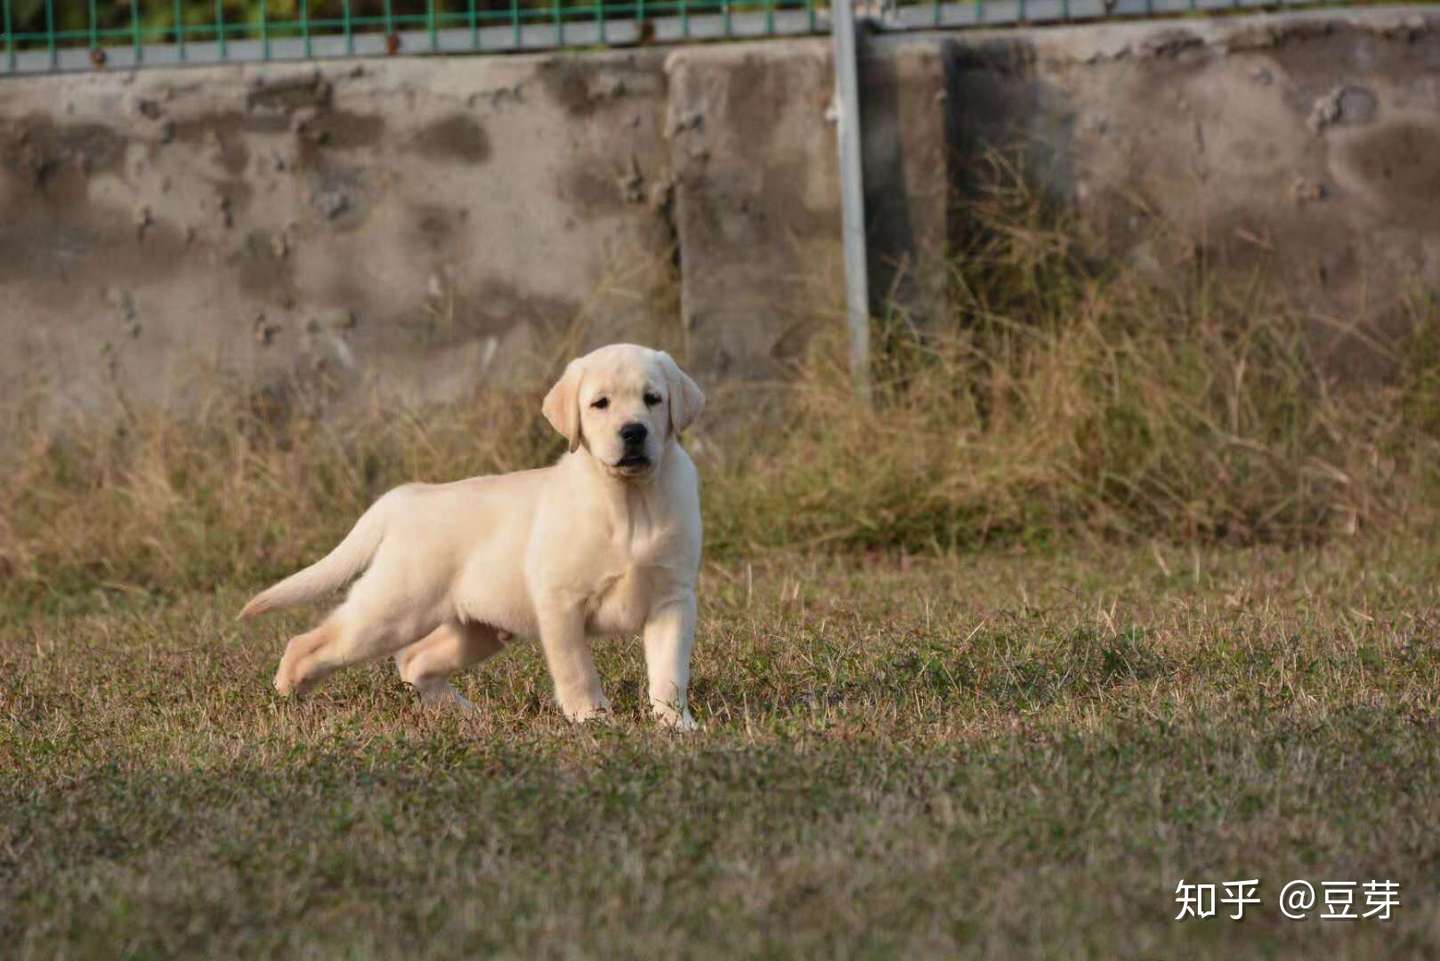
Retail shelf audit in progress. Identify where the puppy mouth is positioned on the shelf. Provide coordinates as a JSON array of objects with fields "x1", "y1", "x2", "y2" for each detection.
[{"x1": 613, "y1": 453, "x2": 652, "y2": 473}]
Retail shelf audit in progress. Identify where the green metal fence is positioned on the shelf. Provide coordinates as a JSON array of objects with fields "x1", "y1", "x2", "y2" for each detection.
[{"x1": 1, "y1": 0, "x2": 1337, "y2": 74}]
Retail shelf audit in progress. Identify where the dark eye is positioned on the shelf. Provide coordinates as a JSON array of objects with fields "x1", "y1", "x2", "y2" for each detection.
[
  {"x1": 643, "y1": 392, "x2": 662, "y2": 407},
  {"x1": 591, "y1": 397, "x2": 609, "y2": 410}
]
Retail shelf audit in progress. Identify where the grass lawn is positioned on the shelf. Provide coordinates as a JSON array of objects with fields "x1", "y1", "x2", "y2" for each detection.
[{"x1": 4, "y1": 538, "x2": 1439, "y2": 959}]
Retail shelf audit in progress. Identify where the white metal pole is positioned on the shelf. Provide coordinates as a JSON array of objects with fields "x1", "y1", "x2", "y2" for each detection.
[{"x1": 830, "y1": 0, "x2": 871, "y2": 402}]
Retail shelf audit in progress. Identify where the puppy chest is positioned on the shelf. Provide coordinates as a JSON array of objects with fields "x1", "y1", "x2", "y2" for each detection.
[{"x1": 585, "y1": 568, "x2": 652, "y2": 637}]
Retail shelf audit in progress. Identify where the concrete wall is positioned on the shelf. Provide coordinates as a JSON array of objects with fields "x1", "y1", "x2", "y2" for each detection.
[
  {"x1": 0, "y1": 51, "x2": 679, "y2": 414},
  {"x1": 922, "y1": 6, "x2": 1440, "y2": 379},
  {"x1": 2, "y1": 5, "x2": 1438, "y2": 416}
]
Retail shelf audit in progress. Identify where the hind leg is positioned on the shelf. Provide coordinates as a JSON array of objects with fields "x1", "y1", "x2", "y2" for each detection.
[
  {"x1": 274, "y1": 601, "x2": 443, "y2": 697},
  {"x1": 395, "y1": 621, "x2": 509, "y2": 713}
]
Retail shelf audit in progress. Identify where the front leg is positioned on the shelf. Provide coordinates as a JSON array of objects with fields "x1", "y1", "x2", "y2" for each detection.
[
  {"x1": 536, "y1": 605, "x2": 610, "y2": 722},
  {"x1": 644, "y1": 594, "x2": 698, "y2": 731}
]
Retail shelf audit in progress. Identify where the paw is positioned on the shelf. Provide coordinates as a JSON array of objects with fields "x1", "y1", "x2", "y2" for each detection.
[
  {"x1": 274, "y1": 658, "x2": 319, "y2": 698},
  {"x1": 562, "y1": 696, "x2": 612, "y2": 724},
  {"x1": 273, "y1": 664, "x2": 298, "y2": 696},
  {"x1": 652, "y1": 702, "x2": 698, "y2": 732}
]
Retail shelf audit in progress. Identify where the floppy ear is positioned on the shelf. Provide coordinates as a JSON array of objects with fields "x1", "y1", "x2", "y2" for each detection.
[
  {"x1": 659, "y1": 351, "x2": 705, "y2": 436},
  {"x1": 542, "y1": 359, "x2": 585, "y2": 453}
]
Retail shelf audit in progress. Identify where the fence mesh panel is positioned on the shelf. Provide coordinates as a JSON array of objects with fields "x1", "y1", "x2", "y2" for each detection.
[{"x1": 1, "y1": 0, "x2": 1359, "y2": 74}]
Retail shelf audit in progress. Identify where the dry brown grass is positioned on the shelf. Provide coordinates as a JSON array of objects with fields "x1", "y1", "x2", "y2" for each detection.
[
  {"x1": 3, "y1": 158, "x2": 1439, "y2": 615},
  {"x1": 705, "y1": 157, "x2": 1440, "y2": 555}
]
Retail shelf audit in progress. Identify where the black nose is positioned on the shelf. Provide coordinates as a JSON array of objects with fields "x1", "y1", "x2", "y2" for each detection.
[{"x1": 620, "y1": 423, "x2": 648, "y2": 446}]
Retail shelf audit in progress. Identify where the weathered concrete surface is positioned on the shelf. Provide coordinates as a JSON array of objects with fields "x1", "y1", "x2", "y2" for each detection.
[
  {"x1": 860, "y1": 36, "x2": 952, "y2": 326},
  {"x1": 0, "y1": 50, "x2": 678, "y2": 414},
  {"x1": 918, "y1": 6, "x2": 1440, "y2": 377},
  {"x1": 667, "y1": 43, "x2": 844, "y2": 383},
  {"x1": 3, "y1": 5, "x2": 1440, "y2": 418}
]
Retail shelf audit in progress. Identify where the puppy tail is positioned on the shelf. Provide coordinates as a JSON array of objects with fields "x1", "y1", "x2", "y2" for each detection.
[{"x1": 238, "y1": 493, "x2": 394, "y2": 620}]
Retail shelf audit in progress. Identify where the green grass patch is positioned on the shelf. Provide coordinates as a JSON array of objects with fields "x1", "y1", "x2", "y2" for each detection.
[{"x1": 4, "y1": 545, "x2": 1440, "y2": 958}]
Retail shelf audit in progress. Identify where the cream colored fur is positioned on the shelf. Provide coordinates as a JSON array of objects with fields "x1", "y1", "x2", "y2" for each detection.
[{"x1": 240, "y1": 344, "x2": 705, "y2": 729}]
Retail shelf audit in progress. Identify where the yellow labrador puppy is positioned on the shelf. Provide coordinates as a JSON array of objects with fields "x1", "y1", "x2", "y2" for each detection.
[{"x1": 240, "y1": 343, "x2": 704, "y2": 729}]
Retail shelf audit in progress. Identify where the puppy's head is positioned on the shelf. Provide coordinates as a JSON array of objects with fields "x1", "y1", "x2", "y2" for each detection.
[{"x1": 542, "y1": 344, "x2": 705, "y2": 479}]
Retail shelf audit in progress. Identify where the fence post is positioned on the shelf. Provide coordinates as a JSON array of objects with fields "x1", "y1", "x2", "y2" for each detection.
[
  {"x1": 3, "y1": 0, "x2": 13, "y2": 74},
  {"x1": 831, "y1": 0, "x2": 871, "y2": 402}
]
